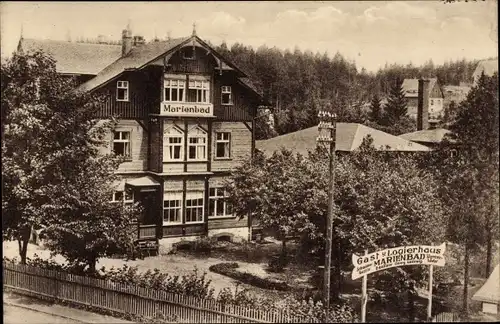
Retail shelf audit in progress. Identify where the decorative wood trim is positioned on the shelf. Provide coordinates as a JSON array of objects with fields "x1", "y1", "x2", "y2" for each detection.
[
  {"x1": 207, "y1": 121, "x2": 212, "y2": 172},
  {"x1": 183, "y1": 120, "x2": 188, "y2": 173},
  {"x1": 204, "y1": 177, "x2": 209, "y2": 235},
  {"x1": 243, "y1": 121, "x2": 252, "y2": 132},
  {"x1": 159, "y1": 120, "x2": 164, "y2": 173},
  {"x1": 136, "y1": 119, "x2": 148, "y2": 132},
  {"x1": 182, "y1": 180, "x2": 187, "y2": 229},
  {"x1": 163, "y1": 160, "x2": 207, "y2": 164},
  {"x1": 158, "y1": 175, "x2": 164, "y2": 239},
  {"x1": 149, "y1": 114, "x2": 217, "y2": 119},
  {"x1": 251, "y1": 119, "x2": 256, "y2": 160}
]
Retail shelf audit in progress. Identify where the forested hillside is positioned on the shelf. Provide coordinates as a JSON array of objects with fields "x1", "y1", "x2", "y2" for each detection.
[{"x1": 213, "y1": 41, "x2": 481, "y2": 138}]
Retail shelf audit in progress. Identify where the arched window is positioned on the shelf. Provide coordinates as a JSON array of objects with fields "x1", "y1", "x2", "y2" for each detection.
[
  {"x1": 163, "y1": 125, "x2": 184, "y2": 161},
  {"x1": 187, "y1": 125, "x2": 207, "y2": 161}
]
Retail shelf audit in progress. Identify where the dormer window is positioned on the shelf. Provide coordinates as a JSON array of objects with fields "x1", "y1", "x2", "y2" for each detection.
[
  {"x1": 183, "y1": 47, "x2": 195, "y2": 60},
  {"x1": 221, "y1": 86, "x2": 232, "y2": 105},
  {"x1": 116, "y1": 81, "x2": 129, "y2": 101}
]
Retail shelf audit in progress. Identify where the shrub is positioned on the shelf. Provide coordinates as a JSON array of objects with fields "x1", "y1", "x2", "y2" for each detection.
[
  {"x1": 171, "y1": 236, "x2": 217, "y2": 255},
  {"x1": 4, "y1": 256, "x2": 357, "y2": 323},
  {"x1": 267, "y1": 253, "x2": 289, "y2": 273},
  {"x1": 209, "y1": 262, "x2": 290, "y2": 291}
]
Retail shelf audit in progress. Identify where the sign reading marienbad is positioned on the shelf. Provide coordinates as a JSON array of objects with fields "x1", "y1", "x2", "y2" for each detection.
[
  {"x1": 351, "y1": 243, "x2": 446, "y2": 280},
  {"x1": 161, "y1": 103, "x2": 213, "y2": 117}
]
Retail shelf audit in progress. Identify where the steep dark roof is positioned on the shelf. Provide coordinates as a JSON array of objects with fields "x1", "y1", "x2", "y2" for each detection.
[
  {"x1": 18, "y1": 38, "x2": 121, "y2": 75},
  {"x1": 402, "y1": 78, "x2": 440, "y2": 98},
  {"x1": 256, "y1": 123, "x2": 431, "y2": 156},
  {"x1": 78, "y1": 37, "x2": 190, "y2": 91}
]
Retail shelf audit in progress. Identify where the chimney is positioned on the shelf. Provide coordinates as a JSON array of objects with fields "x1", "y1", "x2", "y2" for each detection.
[
  {"x1": 133, "y1": 35, "x2": 145, "y2": 47},
  {"x1": 417, "y1": 79, "x2": 430, "y2": 131},
  {"x1": 121, "y1": 27, "x2": 133, "y2": 56}
]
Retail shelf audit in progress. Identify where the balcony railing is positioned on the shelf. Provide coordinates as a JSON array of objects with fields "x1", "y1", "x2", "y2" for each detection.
[{"x1": 138, "y1": 225, "x2": 156, "y2": 239}]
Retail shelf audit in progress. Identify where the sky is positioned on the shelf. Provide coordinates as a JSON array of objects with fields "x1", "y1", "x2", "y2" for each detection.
[{"x1": 1, "y1": 1, "x2": 497, "y2": 72}]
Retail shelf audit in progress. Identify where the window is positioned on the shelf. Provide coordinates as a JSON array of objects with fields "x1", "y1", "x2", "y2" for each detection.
[
  {"x1": 209, "y1": 188, "x2": 233, "y2": 218},
  {"x1": 187, "y1": 80, "x2": 209, "y2": 103},
  {"x1": 185, "y1": 192, "x2": 204, "y2": 223},
  {"x1": 188, "y1": 126, "x2": 207, "y2": 161},
  {"x1": 221, "y1": 86, "x2": 232, "y2": 105},
  {"x1": 112, "y1": 190, "x2": 134, "y2": 207},
  {"x1": 124, "y1": 190, "x2": 134, "y2": 206},
  {"x1": 164, "y1": 79, "x2": 185, "y2": 102},
  {"x1": 113, "y1": 131, "x2": 131, "y2": 158},
  {"x1": 116, "y1": 81, "x2": 129, "y2": 101},
  {"x1": 183, "y1": 47, "x2": 195, "y2": 60},
  {"x1": 163, "y1": 126, "x2": 184, "y2": 161},
  {"x1": 430, "y1": 99, "x2": 434, "y2": 105},
  {"x1": 163, "y1": 192, "x2": 182, "y2": 224},
  {"x1": 215, "y1": 132, "x2": 231, "y2": 158}
]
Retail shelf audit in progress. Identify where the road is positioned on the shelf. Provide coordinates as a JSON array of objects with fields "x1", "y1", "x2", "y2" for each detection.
[{"x1": 4, "y1": 304, "x2": 81, "y2": 324}]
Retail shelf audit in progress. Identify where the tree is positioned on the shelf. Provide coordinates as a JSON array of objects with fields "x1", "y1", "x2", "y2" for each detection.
[
  {"x1": 2, "y1": 50, "x2": 140, "y2": 269},
  {"x1": 228, "y1": 138, "x2": 446, "y2": 313},
  {"x1": 226, "y1": 149, "x2": 318, "y2": 260},
  {"x1": 383, "y1": 78, "x2": 408, "y2": 125},
  {"x1": 430, "y1": 72, "x2": 499, "y2": 317},
  {"x1": 368, "y1": 94, "x2": 383, "y2": 123}
]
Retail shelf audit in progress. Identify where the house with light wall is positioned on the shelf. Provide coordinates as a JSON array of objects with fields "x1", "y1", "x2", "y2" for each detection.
[
  {"x1": 17, "y1": 24, "x2": 264, "y2": 253},
  {"x1": 402, "y1": 78, "x2": 444, "y2": 128}
]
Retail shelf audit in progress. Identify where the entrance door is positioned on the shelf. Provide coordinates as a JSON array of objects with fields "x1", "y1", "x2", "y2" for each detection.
[{"x1": 137, "y1": 190, "x2": 157, "y2": 226}]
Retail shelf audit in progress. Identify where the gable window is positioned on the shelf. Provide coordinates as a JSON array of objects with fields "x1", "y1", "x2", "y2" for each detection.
[
  {"x1": 221, "y1": 86, "x2": 232, "y2": 105},
  {"x1": 188, "y1": 126, "x2": 207, "y2": 161},
  {"x1": 208, "y1": 188, "x2": 233, "y2": 218},
  {"x1": 164, "y1": 79, "x2": 185, "y2": 102},
  {"x1": 187, "y1": 80, "x2": 210, "y2": 103},
  {"x1": 116, "y1": 81, "x2": 129, "y2": 101},
  {"x1": 215, "y1": 132, "x2": 231, "y2": 158},
  {"x1": 163, "y1": 192, "x2": 182, "y2": 225},
  {"x1": 113, "y1": 131, "x2": 131, "y2": 158},
  {"x1": 183, "y1": 47, "x2": 195, "y2": 60},
  {"x1": 185, "y1": 192, "x2": 204, "y2": 223},
  {"x1": 163, "y1": 126, "x2": 184, "y2": 161}
]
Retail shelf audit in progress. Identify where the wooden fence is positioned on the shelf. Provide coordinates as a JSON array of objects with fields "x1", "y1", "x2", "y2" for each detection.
[
  {"x1": 3, "y1": 262, "x2": 312, "y2": 323},
  {"x1": 432, "y1": 312, "x2": 461, "y2": 322}
]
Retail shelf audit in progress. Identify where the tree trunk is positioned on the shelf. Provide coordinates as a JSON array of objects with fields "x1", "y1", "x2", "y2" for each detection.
[
  {"x1": 18, "y1": 226, "x2": 31, "y2": 264},
  {"x1": 88, "y1": 254, "x2": 98, "y2": 274},
  {"x1": 281, "y1": 239, "x2": 287, "y2": 259},
  {"x1": 408, "y1": 284, "x2": 416, "y2": 323},
  {"x1": 485, "y1": 227, "x2": 492, "y2": 278},
  {"x1": 462, "y1": 243, "x2": 470, "y2": 318}
]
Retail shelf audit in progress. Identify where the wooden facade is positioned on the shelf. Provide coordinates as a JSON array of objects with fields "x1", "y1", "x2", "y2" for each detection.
[{"x1": 91, "y1": 39, "x2": 261, "y2": 245}]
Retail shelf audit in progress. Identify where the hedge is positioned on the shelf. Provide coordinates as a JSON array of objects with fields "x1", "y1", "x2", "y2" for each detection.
[{"x1": 209, "y1": 262, "x2": 290, "y2": 291}]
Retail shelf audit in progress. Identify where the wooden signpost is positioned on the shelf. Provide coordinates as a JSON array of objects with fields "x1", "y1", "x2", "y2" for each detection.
[{"x1": 351, "y1": 243, "x2": 447, "y2": 323}]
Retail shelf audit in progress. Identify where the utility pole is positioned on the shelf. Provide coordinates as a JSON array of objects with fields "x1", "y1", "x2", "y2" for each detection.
[{"x1": 317, "y1": 111, "x2": 337, "y2": 318}]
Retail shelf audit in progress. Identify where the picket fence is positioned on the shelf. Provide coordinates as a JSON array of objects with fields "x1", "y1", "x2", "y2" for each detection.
[
  {"x1": 2, "y1": 262, "x2": 313, "y2": 323},
  {"x1": 432, "y1": 312, "x2": 461, "y2": 322}
]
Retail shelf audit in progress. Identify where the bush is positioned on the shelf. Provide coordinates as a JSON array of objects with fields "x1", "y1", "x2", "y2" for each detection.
[
  {"x1": 4, "y1": 256, "x2": 357, "y2": 323},
  {"x1": 171, "y1": 236, "x2": 217, "y2": 255},
  {"x1": 209, "y1": 262, "x2": 290, "y2": 291},
  {"x1": 267, "y1": 253, "x2": 289, "y2": 273}
]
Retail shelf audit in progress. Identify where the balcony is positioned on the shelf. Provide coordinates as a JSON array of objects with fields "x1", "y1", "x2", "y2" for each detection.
[{"x1": 159, "y1": 102, "x2": 214, "y2": 118}]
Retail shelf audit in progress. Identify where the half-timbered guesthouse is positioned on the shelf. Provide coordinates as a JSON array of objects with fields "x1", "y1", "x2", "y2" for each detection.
[{"x1": 18, "y1": 25, "x2": 265, "y2": 253}]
